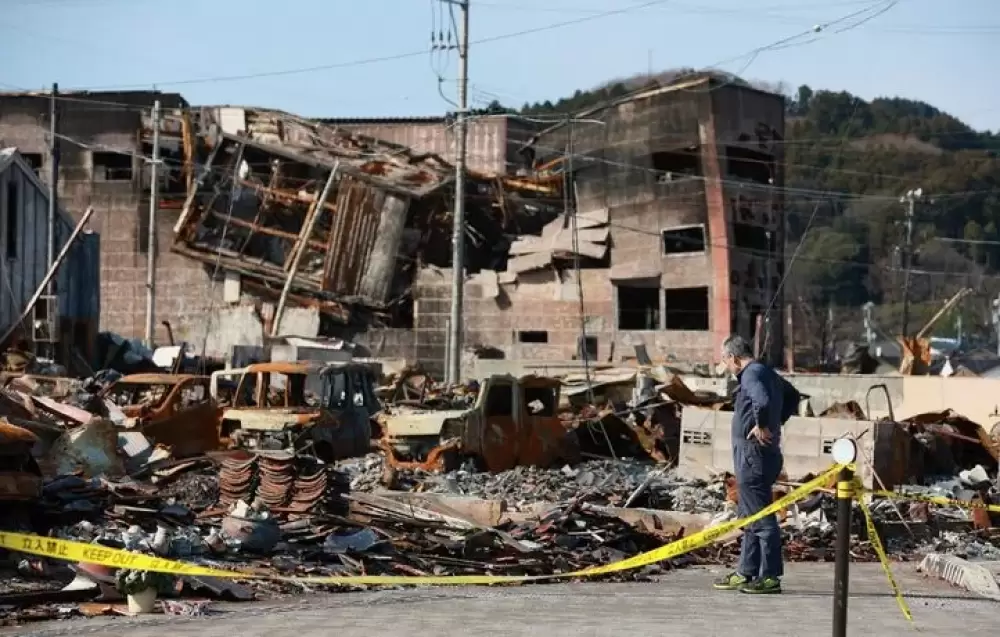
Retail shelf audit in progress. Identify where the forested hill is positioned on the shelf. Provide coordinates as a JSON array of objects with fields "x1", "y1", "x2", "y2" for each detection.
[{"x1": 474, "y1": 72, "x2": 1000, "y2": 347}]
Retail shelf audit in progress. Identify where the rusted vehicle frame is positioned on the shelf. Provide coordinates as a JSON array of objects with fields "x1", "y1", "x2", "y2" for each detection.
[
  {"x1": 212, "y1": 361, "x2": 380, "y2": 462},
  {"x1": 100, "y1": 373, "x2": 222, "y2": 457}
]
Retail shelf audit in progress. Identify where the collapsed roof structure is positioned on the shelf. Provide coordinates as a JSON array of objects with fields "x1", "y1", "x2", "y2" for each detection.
[{"x1": 149, "y1": 107, "x2": 565, "y2": 327}]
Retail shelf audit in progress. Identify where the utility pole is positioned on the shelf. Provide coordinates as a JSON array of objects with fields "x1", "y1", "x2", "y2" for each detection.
[
  {"x1": 899, "y1": 188, "x2": 923, "y2": 338},
  {"x1": 45, "y1": 83, "x2": 59, "y2": 359},
  {"x1": 445, "y1": 0, "x2": 469, "y2": 385},
  {"x1": 145, "y1": 100, "x2": 161, "y2": 348}
]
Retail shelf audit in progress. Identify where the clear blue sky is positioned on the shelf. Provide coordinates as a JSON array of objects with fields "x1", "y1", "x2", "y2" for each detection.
[{"x1": 1, "y1": 0, "x2": 997, "y2": 131}]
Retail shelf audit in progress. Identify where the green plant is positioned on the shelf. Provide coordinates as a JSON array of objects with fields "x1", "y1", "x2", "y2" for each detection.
[{"x1": 115, "y1": 569, "x2": 175, "y2": 596}]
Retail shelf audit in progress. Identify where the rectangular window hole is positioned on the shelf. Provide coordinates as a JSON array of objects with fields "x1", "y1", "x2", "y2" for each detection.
[
  {"x1": 650, "y1": 147, "x2": 700, "y2": 177},
  {"x1": 725, "y1": 146, "x2": 774, "y2": 184},
  {"x1": 92, "y1": 151, "x2": 134, "y2": 181},
  {"x1": 682, "y1": 430, "x2": 712, "y2": 446},
  {"x1": 517, "y1": 330, "x2": 548, "y2": 344},
  {"x1": 21, "y1": 153, "x2": 43, "y2": 176},
  {"x1": 616, "y1": 284, "x2": 661, "y2": 330},
  {"x1": 662, "y1": 226, "x2": 705, "y2": 255},
  {"x1": 733, "y1": 223, "x2": 775, "y2": 253},
  {"x1": 664, "y1": 287, "x2": 709, "y2": 331}
]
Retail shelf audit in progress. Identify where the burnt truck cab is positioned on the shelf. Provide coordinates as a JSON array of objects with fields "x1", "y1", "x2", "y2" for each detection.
[
  {"x1": 381, "y1": 374, "x2": 579, "y2": 473},
  {"x1": 210, "y1": 361, "x2": 381, "y2": 462},
  {"x1": 100, "y1": 374, "x2": 223, "y2": 457}
]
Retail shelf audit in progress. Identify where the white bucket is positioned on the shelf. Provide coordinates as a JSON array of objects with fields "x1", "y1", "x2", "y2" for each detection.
[{"x1": 126, "y1": 588, "x2": 158, "y2": 614}]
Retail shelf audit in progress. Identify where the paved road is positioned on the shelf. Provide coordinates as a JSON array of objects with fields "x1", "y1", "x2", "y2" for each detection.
[{"x1": 10, "y1": 563, "x2": 999, "y2": 637}]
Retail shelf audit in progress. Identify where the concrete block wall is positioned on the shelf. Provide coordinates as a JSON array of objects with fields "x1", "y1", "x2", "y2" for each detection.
[
  {"x1": 0, "y1": 93, "x2": 226, "y2": 344},
  {"x1": 369, "y1": 266, "x2": 717, "y2": 378}
]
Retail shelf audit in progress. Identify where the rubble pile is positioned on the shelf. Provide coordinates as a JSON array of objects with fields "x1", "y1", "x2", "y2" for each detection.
[
  {"x1": 4, "y1": 352, "x2": 1000, "y2": 627},
  {"x1": 343, "y1": 454, "x2": 727, "y2": 513}
]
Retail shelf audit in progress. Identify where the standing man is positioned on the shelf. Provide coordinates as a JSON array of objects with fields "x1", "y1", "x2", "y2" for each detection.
[{"x1": 713, "y1": 334, "x2": 792, "y2": 595}]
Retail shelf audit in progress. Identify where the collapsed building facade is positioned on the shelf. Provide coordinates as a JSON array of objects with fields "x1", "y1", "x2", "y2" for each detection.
[
  {"x1": 365, "y1": 76, "x2": 787, "y2": 373},
  {"x1": 0, "y1": 77, "x2": 785, "y2": 374}
]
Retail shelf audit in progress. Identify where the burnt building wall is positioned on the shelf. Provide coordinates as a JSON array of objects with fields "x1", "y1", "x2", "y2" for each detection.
[
  {"x1": 712, "y1": 84, "x2": 786, "y2": 365},
  {"x1": 0, "y1": 91, "x2": 221, "y2": 343},
  {"x1": 381, "y1": 80, "x2": 786, "y2": 375},
  {"x1": 323, "y1": 115, "x2": 539, "y2": 176}
]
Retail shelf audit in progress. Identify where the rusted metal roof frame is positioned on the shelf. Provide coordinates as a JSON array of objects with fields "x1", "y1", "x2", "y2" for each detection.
[{"x1": 217, "y1": 132, "x2": 452, "y2": 199}]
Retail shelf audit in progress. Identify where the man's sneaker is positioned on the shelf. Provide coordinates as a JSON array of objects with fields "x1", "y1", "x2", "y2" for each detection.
[
  {"x1": 712, "y1": 572, "x2": 750, "y2": 590},
  {"x1": 740, "y1": 576, "x2": 782, "y2": 594}
]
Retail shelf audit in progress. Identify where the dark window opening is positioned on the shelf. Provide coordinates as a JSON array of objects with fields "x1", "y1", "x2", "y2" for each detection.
[
  {"x1": 733, "y1": 223, "x2": 774, "y2": 254},
  {"x1": 5, "y1": 180, "x2": 17, "y2": 259},
  {"x1": 522, "y1": 386, "x2": 557, "y2": 417},
  {"x1": 577, "y1": 335, "x2": 598, "y2": 360},
  {"x1": 617, "y1": 285, "x2": 661, "y2": 330},
  {"x1": 664, "y1": 287, "x2": 709, "y2": 331},
  {"x1": 726, "y1": 146, "x2": 774, "y2": 184},
  {"x1": 92, "y1": 151, "x2": 133, "y2": 181},
  {"x1": 518, "y1": 330, "x2": 548, "y2": 343},
  {"x1": 484, "y1": 383, "x2": 514, "y2": 417},
  {"x1": 21, "y1": 153, "x2": 43, "y2": 177},
  {"x1": 650, "y1": 147, "x2": 700, "y2": 178},
  {"x1": 662, "y1": 226, "x2": 705, "y2": 254}
]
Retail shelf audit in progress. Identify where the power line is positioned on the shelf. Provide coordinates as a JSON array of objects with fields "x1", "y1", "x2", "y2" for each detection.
[{"x1": 59, "y1": 0, "x2": 674, "y2": 91}]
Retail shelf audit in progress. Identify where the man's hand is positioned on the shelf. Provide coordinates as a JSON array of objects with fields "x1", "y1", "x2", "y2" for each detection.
[{"x1": 747, "y1": 425, "x2": 773, "y2": 446}]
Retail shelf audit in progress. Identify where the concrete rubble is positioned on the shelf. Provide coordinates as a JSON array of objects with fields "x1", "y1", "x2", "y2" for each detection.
[{"x1": 1, "y1": 349, "x2": 1000, "y2": 626}]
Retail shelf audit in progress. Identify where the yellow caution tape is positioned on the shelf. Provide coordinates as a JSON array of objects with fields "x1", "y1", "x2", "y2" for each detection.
[
  {"x1": 856, "y1": 485, "x2": 914, "y2": 624},
  {"x1": 0, "y1": 464, "x2": 844, "y2": 586},
  {"x1": 862, "y1": 488, "x2": 1000, "y2": 514},
  {"x1": 836, "y1": 481, "x2": 854, "y2": 500}
]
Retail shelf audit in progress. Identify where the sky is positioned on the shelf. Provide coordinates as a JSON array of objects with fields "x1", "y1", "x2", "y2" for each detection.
[{"x1": 0, "y1": 0, "x2": 998, "y2": 131}]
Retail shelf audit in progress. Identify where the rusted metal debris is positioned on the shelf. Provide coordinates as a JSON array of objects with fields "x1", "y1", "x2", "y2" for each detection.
[{"x1": 152, "y1": 107, "x2": 564, "y2": 325}]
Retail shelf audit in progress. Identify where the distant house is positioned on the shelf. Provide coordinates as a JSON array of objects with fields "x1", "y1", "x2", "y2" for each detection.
[{"x1": 0, "y1": 148, "x2": 100, "y2": 366}]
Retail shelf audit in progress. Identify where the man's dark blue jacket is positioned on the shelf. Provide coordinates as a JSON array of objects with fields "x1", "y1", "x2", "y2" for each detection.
[{"x1": 731, "y1": 361, "x2": 799, "y2": 482}]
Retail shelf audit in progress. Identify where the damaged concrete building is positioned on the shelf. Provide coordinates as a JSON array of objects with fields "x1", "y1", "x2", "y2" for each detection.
[
  {"x1": 369, "y1": 75, "x2": 787, "y2": 373},
  {"x1": 0, "y1": 76, "x2": 785, "y2": 375},
  {"x1": 0, "y1": 90, "x2": 212, "y2": 345}
]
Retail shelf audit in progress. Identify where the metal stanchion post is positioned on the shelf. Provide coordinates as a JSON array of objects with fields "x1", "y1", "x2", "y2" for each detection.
[{"x1": 831, "y1": 438, "x2": 858, "y2": 637}]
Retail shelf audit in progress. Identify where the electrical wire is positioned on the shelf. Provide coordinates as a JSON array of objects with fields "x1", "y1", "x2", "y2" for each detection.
[{"x1": 56, "y1": 0, "x2": 674, "y2": 91}]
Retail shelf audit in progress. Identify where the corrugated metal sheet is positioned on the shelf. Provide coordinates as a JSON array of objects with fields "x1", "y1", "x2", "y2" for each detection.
[{"x1": 0, "y1": 148, "x2": 100, "y2": 333}]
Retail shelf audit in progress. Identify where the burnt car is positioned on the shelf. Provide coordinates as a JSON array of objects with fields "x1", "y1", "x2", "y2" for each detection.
[
  {"x1": 210, "y1": 361, "x2": 381, "y2": 462},
  {"x1": 100, "y1": 374, "x2": 223, "y2": 457}
]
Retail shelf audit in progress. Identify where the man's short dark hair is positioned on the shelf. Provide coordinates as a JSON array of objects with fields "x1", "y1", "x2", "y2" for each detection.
[{"x1": 722, "y1": 334, "x2": 754, "y2": 359}]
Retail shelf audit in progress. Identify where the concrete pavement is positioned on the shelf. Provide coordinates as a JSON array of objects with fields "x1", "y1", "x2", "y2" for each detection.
[{"x1": 10, "y1": 563, "x2": 1000, "y2": 637}]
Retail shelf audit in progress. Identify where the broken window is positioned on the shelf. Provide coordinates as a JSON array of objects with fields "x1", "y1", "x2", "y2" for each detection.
[
  {"x1": 650, "y1": 147, "x2": 700, "y2": 178},
  {"x1": 21, "y1": 153, "x2": 42, "y2": 177},
  {"x1": 725, "y1": 146, "x2": 774, "y2": 184},
  {"x1": 617, "y1": 285, "x2": 661, "y2": 330},
  {"x1": 518, "y1": 330, "x2": 548, "y2": 344},
  {"x1": 664, "y1": 287, "x2": 709, "y2": 331},
  {"x1": 662, "y1": 226, "x2": 705, "y2": 255},
  {"x1": 522, "y1": 386, "x2": 557, "y2": 417},
  {"x1": 484, "y1": 382, "x2": 514, "y2": 417},
  {"x1": 92, "y1": 151, "x2": 133, "y2": 181},
  {"x1": 5, "y1": 179, "x2": 17, "y2": 259},
  {"x1": 733, "y1": 223, "x2": 774, "y2": 254}
]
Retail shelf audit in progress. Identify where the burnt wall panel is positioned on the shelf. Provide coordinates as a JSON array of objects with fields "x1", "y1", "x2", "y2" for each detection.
[{"x1": 711, "y1": 85, "x2": 786, "y2": 363}]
